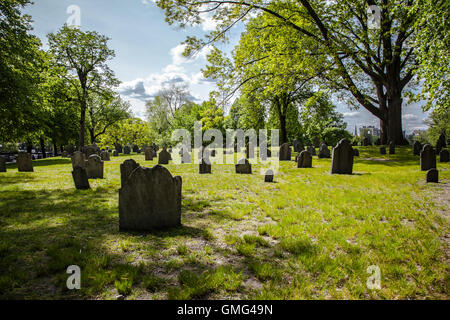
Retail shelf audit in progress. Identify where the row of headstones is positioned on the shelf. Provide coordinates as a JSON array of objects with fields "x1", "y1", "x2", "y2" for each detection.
[{"x1": 0, "y1": 152, "x2": 34, "y2": 173}]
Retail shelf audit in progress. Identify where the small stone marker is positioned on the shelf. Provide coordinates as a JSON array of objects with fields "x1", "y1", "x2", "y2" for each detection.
[
  {"x1": 235, "y1": 158, "x2": 252, "y2": 174},
  {"x1": 123, "y1": 145, "x2": 131, "y2": 155},
  {"x1": 86, "y1": 154, "x2": 104, "y2": 179},
  {"x1": 264, "y1": 169, "x2": 274, "y2": 182},
  {"x1": 133, "y1": 145, "x2": 139, "y2": 153},
  {"x1": 440, "y1": 149, "x2": 449, "y2": 162},
  {"x1": 279, "y1": 143, "x2": 291, "y2": 161},
  {"x1": 100, "y1": 150, "x2": 110, "y2": 161},
  {"x1": 17, "y1": 152, "x2": 33, "y2": 172},
  {"x1": 115, "y1": 143, "x2": 123, "y2": 154},
  {"x1": 71, "y1": 151, "x2": 86, "y2": 169},
  {"x1": 199, "y1": 160, "x2": 211, "y2": 174},
  {"x1": 145, "y1": 147, "x2": 154, "y2": 161},
  {"x1": 389, "y1": 141, "x2": 395, "y2": 154},
  {"x1": 119, "y1": 164, "x2": 182, "y2": 231},
  {"x1": 353, "y1": 149, "x2": 359, "y2": 157},
  {"x1": 113, "y1": 150, "x2": 119, "y2": 157},
  {"x1": 331, "y1": 139, "x2": 353, "y2": 174},
  {"x1": 297, "y1": 150, "x2": 312, "y2": 168},
  {"x1": 0, "y1": 156, "x2": 6, "y2": 172},
  {"x1": 318, "y1": 144, "x2": 331, "y2": 158},
  {"x1": 380, "y1": 146, "x2": 386, "y2": 155},
  {"x1": 120, "y1": 159, "x2": 140, "y2": 186},
  {"x1": 420, "y1": 144, "x2": 436, "y2": 171},
  {"x1": 426, "y1": 168, "x2": 438, "y2": 183},
  {"x1": 158, "y1": 148, "x2": 171, "y2": 164},
  {"x1": 72, "y1": 166, "x2": 90, "y2": 190},
  {"x1": 413, "y1": 141, "x2": 422, "y2": 156},
  {"x1": 306, "y1": 146, "x2": 316, "y2": 156}
]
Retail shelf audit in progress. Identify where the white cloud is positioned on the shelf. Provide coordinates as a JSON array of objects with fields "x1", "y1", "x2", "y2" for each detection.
[
  {"x1": 343, "y1": 111, "x2": 361, "y2": 118},
  {"x1": 402, "y1": 114, "x2": 419, "y2": 121}
]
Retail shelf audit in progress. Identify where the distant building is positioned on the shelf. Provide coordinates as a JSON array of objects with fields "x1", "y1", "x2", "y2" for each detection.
[{"x1": 359, "y1": 126, "x2": 381, "y2": 137}]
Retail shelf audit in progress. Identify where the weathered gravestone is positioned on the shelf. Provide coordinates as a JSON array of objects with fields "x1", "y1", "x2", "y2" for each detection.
[
  {"x1": 426, "y1": 168, "x2": 438, "y2": 183},
  {"x1": 145, "y1": 147, "x2": 154, "y2": 161},
  {"x1": 211, "y1": 150, "x2": 216, "y2": 157},
  {"x1": 17, "y1": 152, "x2": 33, "y2": 172},
  {"x1": 123, "y1": 145, "x2": 131, "y2": 155},
  {"x1": 133, "y1": 145, "x2": 140, "y2": 153},
  {"x1": 264, "y1": 169, "x2": 274, "y2": 182},
  {"x1": 353, "y1": 149, "x2": 359, "y2": 157},
  {"x1": 306, "y1": 146, "x2": 316, "y2": 156},
  {"x1": 199, "y1": 160, "x2": 211, "y2": 174},
  {"x1": 420, "y1": 144, "x2": 436, "y2": 171},
  {"x1": 72, "y1": 166, "x2": 90, "y2": 190},
  {"x1": 119, "y1": 164, "x2": 182, "y2": 230},
  {"x1": 389, "y1": 141, "x2": 395, "y2": 154},
  {"x1": 380, "y1": 146, "x2": 386, "y2": 155},
  {"x1": 100, "y1": 150, "x2": 110, "y2": 161},
  {"x1": 297, "y1": 150, "x2": 312, "y2": 168},
  {"x1": 331, "y1": 139, "x2": 354, "y2": 174},
  {"x1": 158, "y1": 148, "x2": 171, "y2": 164},
  {"x1": 120, "y1": 159, "x2": 140, "y2": 186},
  {"x1": 115, "y1": 143, "x2": 123, "y2": 154},
  {"x1": 362, "y1": 137, "x2": 371, "y2": 146},
  {"x1": 436, "y1": 133, "x2": 446, "y2": 154},
  {"x1": 0, "y1": 156, "x2": 6, "y2": 172},
  {"x1": 293, "y1": 140, "x2": 304, "y2": 153},
  {"x1": 440, "y1": 149, "x2": 449, "y2": 162},
  {"x1": 279, "y1": 143, "x2": 291, "y2": 161},
  {"x1": 86, "y1": 154, "x2": 104, "y2": 179},
  {"x1": 413, "y1": 141, "x2": 422, "y2": 156},
  {"x1": 235, "y1": 158, "x2": 252, "y2": 174},
  {"x1": 113, "y1": 150, "x2": 119, "y2": 157},
  {"x1": 71, "y1": 151, "x2": 86, "y2": 169},
  {"x1": 84, "y1": 144, "x2": 99, "y2": 158},
  {"x1": 318, "y1": 144, "x2": 331, "y2": 158}
]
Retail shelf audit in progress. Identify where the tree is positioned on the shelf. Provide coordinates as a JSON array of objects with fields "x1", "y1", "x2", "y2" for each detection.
[
  {"x1": 48, "y1": 25, "x2": 119, "y2": 150},
  {"x1": 98, "y1": 118, "x2": 151, "y2": 149},
  {"x1": 157, "y1": 0, "x2": 420, "y2": 144}
]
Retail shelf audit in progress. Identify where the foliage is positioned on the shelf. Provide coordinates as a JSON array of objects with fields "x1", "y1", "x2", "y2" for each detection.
[{"x1": 97, "y1": 118, "x2": 151, "y2": 149}]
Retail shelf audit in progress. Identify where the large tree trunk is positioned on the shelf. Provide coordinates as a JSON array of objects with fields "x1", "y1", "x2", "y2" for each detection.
[
  {"x1": 387, "y1": 90, "x2": 408, "y2": 145},
  {"x1": 79, "y1": 102, "x2": 86, "y2": 151},
  {"x1": 26, "y1": 140, "x2": 32, "y2": 154},
  {"x1": 53, "y1": 142, "x2": 58, "y2": 157},
  {"x1": 279, "y1": 114, "x2": 287, "y2": 144},
  {"x1": 39, "y1": 137, "x2": 46, "y2": 159},
  {"x1": 89, "y1": 129, "x2": 95, "y2": 144}
]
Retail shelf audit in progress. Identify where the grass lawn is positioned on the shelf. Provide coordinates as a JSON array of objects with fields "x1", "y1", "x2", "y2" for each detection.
[{"x1": 0, "y1": 146, "x2": 448, "y2": 299}]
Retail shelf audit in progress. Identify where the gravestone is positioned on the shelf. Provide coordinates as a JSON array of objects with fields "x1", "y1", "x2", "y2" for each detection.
[
  {"x1": 235, "y1": 158, "x2": 252, "y2": 174},
  {"x1": 119, "y1": 165, "x2": 182, "y2": 231},
  {"x1": 426, "y1": 168, "x2": 438, "y2": 183},
  {"x1": 293, "y1": 140, "x2": 304, "y2": 153},
  {"x1": 123, "y1": 145, "x2": 131, "y2": 155},
  {"x1": 199, "y1": 159, "x2": 211, "y2": 174},
  {"x1": 436, "y1": 133, "x2": 446, "y2": 154},
  {"x1": 71, "y1": 151, "x2": 86, "y2": 169},
  {"x1": 306, "y1": 146, "x2": 316, "y2": 156},
  {"x1": 331, "y1": 139, "x2": 354, "y2": 174},
  {"x1": 413, "y1": 141, "x2": 422, "y2": 156},
  {"x1": 120, "y1": 159, "x2": 140, "y2": 186},
  {"x1": 211, "y1": 150, "x2": 216, "y2": 157},
  {"x1": 389, "y1": 141, "x2": 395, "y2": 154},
  {"x1": 66, "y1": 145, "x2": 75, "y2": 155},
  {"x1": 439, "y1": 149, "x2": 449, "y2": 162},
  {"x1": 380, "y1": 146, "x2": 386, "y2": 155},
  {"x1": 86, "y1": 154, "x2": 104, "y2": 179},
  {"x1": 115, "y1": 143, "x2": 123, "y2": 154},
  {"x1": 297, "y1": 150, "x2": 312, "y2": 168},
  {"x1": 246, "y1": 142, "x2": 255, "y2": 159},
  {"x1": 318, "y1": 144, "x2": 330, "y2": 158},
  {"x1": 279, "y1": 143, "x2": 291, "y2": 161},
  {"x1": 84, "y1": 144, "x2": 98, "y2": 158},
  {"x1": 264, "y1": 169, "x2": 274, "y2": 182},
  {"x1": 145, "y1": 147, "x2": 154, "y2": 161},
  {"x1": 72, "y1": 166, "x2": 90, "y2": 190},
  {"x1": 17, "y1": 152, "x2": 33, "y2": 172},
  {"x1": 113, "y1": 150, "x2": 119, "y2": 157},
  {"x1": 353, "y1": 149, "x2": 359, "y2": 157},
  {"x1": 158, "y1": 148, "x2": 171, "y2": 164},
  {"x1": 420, "y1": 144, "x2": 436, "y2": 171},
  {"x1": 133, "y1": 145, "x2": 139, "y2": 153},
  {"x1": 362, "y1": 137, "x2": 371, "y2": 146},
  {"x1": 100, "y1": 150, "x2": 110, "y2": 161},
  {"x1": 0, "y1": 156, "x2": 6, "y2": 172}
]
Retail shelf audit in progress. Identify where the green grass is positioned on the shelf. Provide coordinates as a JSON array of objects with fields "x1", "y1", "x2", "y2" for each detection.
[{"x1": 0, "y1": 147, "x2": 449, "y2": 299}]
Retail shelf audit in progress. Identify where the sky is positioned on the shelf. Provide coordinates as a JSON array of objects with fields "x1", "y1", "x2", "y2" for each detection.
[{"x1": 23, "y1": 0, "x2": 429, "y2": 134}]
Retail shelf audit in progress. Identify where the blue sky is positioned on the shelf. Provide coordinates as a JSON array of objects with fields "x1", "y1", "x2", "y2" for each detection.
[{"x1": 23, "y1": 0, "x2": 429, "y2": 134}]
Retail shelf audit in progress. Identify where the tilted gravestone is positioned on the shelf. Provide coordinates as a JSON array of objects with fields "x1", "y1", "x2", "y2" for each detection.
[
  {"x1": 420, "y1": 144, "x2": 436, "y2": 171},
  {"x1": 145, "y1": 147, "x2": 154, "y2": 161},
  {"x1": 119, "y1": 164, "x2": 182, "y2": 231},
  {"x1": 439, "y1": 149, "x2": 449, "y2": 162},
  {"x1": 380, "y1": 146, "x2": 386, "y2": 155},
  {"x1": 72, "y1": 166, "x2": 90, "y2": 190},
  {"x1": 120, "y1": 159, "x2": 140, "y2": 187},
  {"x1": 115, "y1": 143, "x2": 123, "y2": 154},
  {"x1": 389, "y1": 141, "x2": 395, "y2": 154},
  {"x1": 353, "y1": 149, "x2": 359, "y2": 157},
  {"x1": 413, "y1": 141, "x2": 422, "y2": 156},
  {"x1": 331, "y1": 139, "x2": 354, "y2": 174},
  {"x1": 71, "y1": 151, "x2": 86, "y2": 169},
  {"x1": 306, "y1": 146, "x2": 316, "y2": 156},
  {"x1": 100, "y1": 150, "x2": 110, "y2": 161},
  {"x1": 0, "y1": 156, "x2": 6, "y2": 172},
  {"x1": 123, "y1": 145, "x2": 131, "y2": 155},
  {"x1": 436, "y1": 133, "x2": 446, "y2": 154},
  {"x1": 297, "y1": 150, "x2": 312, "y2": 168},
  {"x1": 279, "y1": 143, "x2": 291, "y2": 161},
  {"x1": 235, "y1": 158, "x2": 252, "y2": 174},
  {"x1": 264, "y1": 169, "x2": 274, "y2": 182},
  {"x1": 318, "y1": 144, "x2": 331, "y2": 158},
  {"x1": 86, "y1": 154, "x2": 104, "y2": 179},
  {"x1": 293, "y1": 140, "x2": 304, "y2": 153},
  {"x1": 426, "y1": 168, "x2": 438, "y2": 183},
  {"x1": 158, "y1": 148, "x2": 171, "y2": 164},
  {"x1": 17, "y1": 152, "x2": 33, "y2": 172}
]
